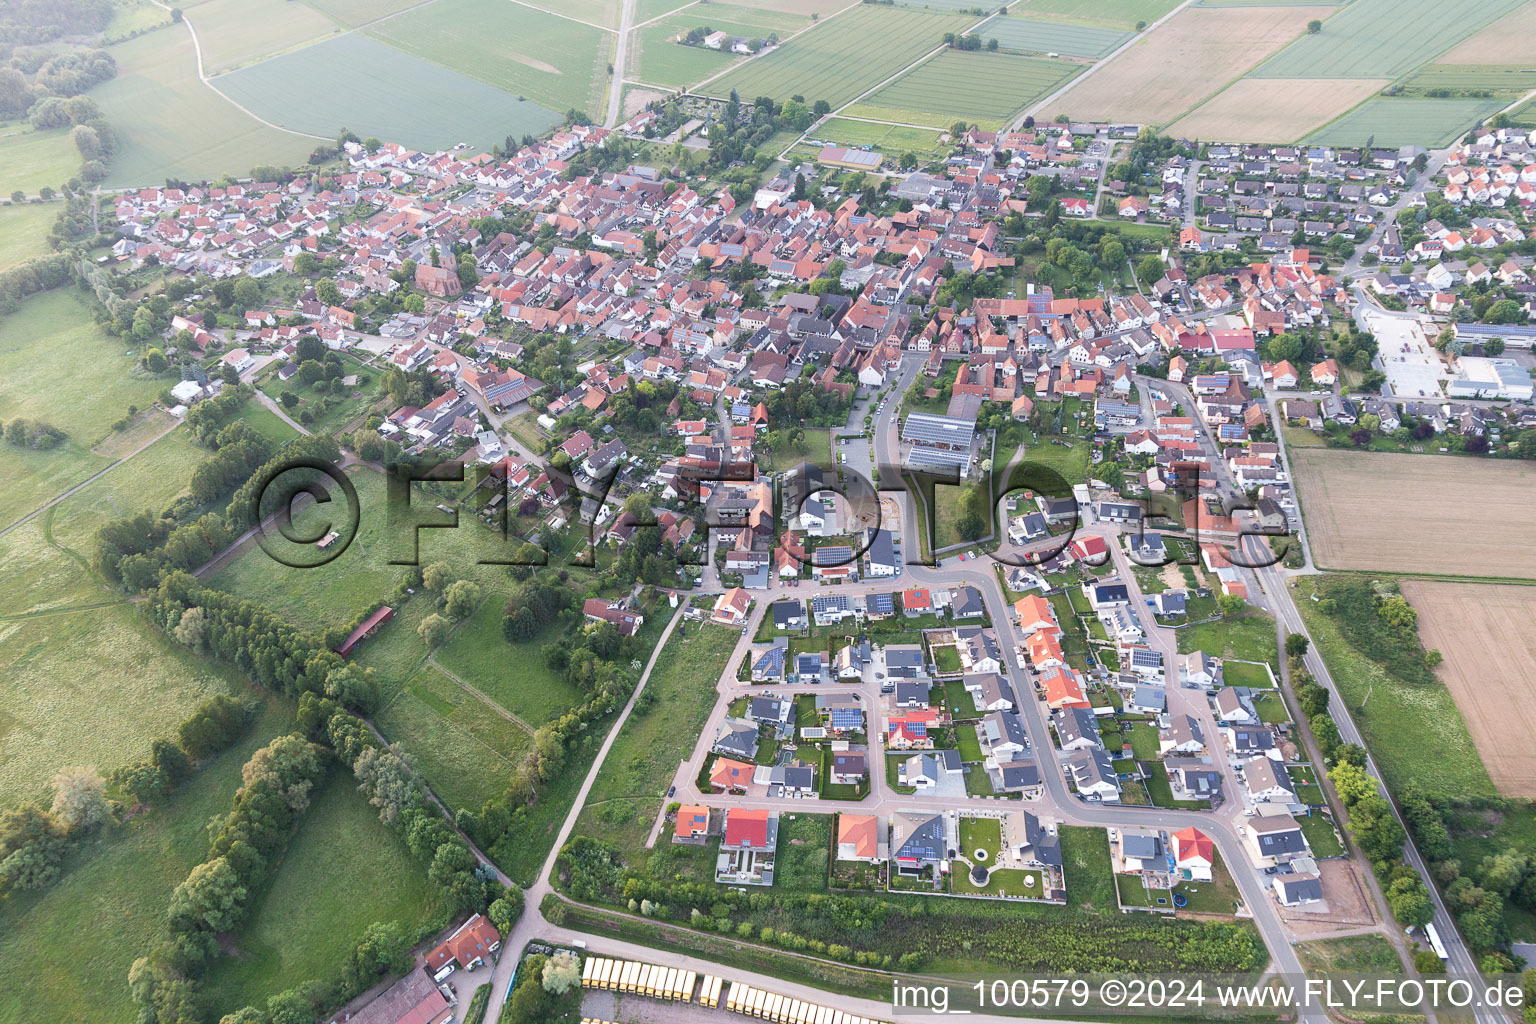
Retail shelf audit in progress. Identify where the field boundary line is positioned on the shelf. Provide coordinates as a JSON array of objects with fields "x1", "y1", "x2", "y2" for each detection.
[
  {"x1": 632, "y1": 0, "x2": 700, "y2": 30},
  {"x1": 428, "y1": 653, "x2": 537, "y2": 735},
  {"x1": 143, "y1": 2, "x2": 331, "y2": 142},
  {"x1": 686, "y1": 0, "x2": 865, "y2": 100},
  {"x1": 1011, "y1": 0, "x2": 1199, "y2": 128},
  {"x1": 503, "y1": 0, "x2": 616, "y2": 33},
  {"x1": 381, "y1": 685, "x2": 523, "y2": 769},
  {"x1": 0, "y1": 414, "x2": 183, "y2": 540},
  {"x1": 823, "y1": 113, "x2": 947, "y2": 131},
  {"x1": 776, "y1": 7, "x2": 997, "y2": 162},
  {"x1": 229, "y1": 0, "x2": 453, "y2": 71}
]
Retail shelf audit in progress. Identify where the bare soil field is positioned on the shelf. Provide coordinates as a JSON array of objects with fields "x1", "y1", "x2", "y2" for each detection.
[
  {"x1": 1436, "y1": 4, "x2": 1536, "y2": 65},
  {"x1": 1051, "y1": 5, "x2": 1335, "y2": 125},
  {"x1": 1291, "y1": 449, "x2": 1536, "y2": 578},
  {"x1": 1400, "y1": 581, "x2": 1536, "y2": 798},
  {"x1": 1167, "y1": 77, "x2": 1386, "y2": 143}
]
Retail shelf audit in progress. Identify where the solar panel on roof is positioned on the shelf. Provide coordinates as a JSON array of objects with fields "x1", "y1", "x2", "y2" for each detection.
[{"x1": 906, "y1": 446, "x2": 969, "y2": 470}]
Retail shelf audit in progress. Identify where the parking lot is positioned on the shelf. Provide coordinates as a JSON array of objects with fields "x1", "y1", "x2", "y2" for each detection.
[{"x1": 1365, "y1": 309, "x2": 1448, "y2": 399}]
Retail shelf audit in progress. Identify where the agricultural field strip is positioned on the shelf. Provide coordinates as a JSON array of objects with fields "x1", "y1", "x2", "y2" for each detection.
[
  {"x1": 1290, "y1": 448, "x2": 1536, "y2": 578},
  {"x1": 851, "y1": 50, "x2": 1076, "y2": 130},
  {"x1": 1251, "y1": 0, "x2": 1529, "y2": 79},
  {"x1": 1401, "y1": 581, "x2": 1536, "y2": 799},
  {"x1": 1304, "y1": 96, "x2": 1506, "y2": 148}
]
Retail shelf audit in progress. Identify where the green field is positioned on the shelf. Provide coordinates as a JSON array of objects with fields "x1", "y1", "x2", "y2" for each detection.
[
  {"x1": 365, "y1": 0, "x2": 611, "y2": 115},
  {"x1": 201, "y1": 772, "x2": 445, "y2": 1014},
  {"x1": 1011, "y1": 0, "x2": 1180, "y2": 28},
  {"x1": 301, "y1": 0, "x2": 424, "y2": 26},
  {"x1": 253, "y1": 352, "x2": 377, "y2": 435},
  {"x1": 0, "y1": 128, "x2": 79, "y2": 195},
  {"x1": 1253, "y1": 0, "x2": 1528, "y2": 78},
  {"x1": 1291, "y1": 577, "x2": 1493, "y2": 799},
  {"x1": 190, "y1": 0, "x2": 341, "y2": 73},
  {"x1": 0, "y1": 599, "x2": 261, "y2": 807},
  {"x1": 1306, "y1": 96, "x2": 1505, "y2": 148},
  {"x1": 103, "y1": 1, "x2": 174, "y2": 41},
  {"x1": 703, "y1": 6, "x2": 970, "y2": 108},
  {"x1": 571, "y1": 620, "x2": 740, "y2": 860},
  {"x1": 635, "y1": 0, "x2": 696, "y2": 20},
  {"x1": 435, "y1": 595, "x2": 585, "y2": 726},
  {"x1": 0, "y1": 202, "x2": 58, "y2": 271},
  {"x1": 375, "y1": 668, "x2": 526, "y2": 814},
  {"x1": 0, "y1": 290, "x2": 171, "y2": 530},
  {"x1": 1509, "y1": 93, "x2": 1536, "y2": 128},
  {"x1": 518, "y1": 0, "x2": 621, "y2": 27},
  {"x1": 818, "y1": 117, "x2": 949, "y2": 158},
  {"x1": 0, "y1": 518, "x2": 104, "y2": 619},
  {"x1": 93, "y1": 25, "x2": 312, "y2": 186},
  {"x1": 205, "y1": 465, "x2": 526, "y2": 633},
  {"x1": 234, "y1": 396, "x2": 302, "y2": 447},
  {"x1": 46, "y1": 429, "x2": 203, "y2": 554},
  {"x1": 975, "y1": 14, "x2": 1132, "y2": 58},
  {"x1": 1400, "y1": 63, "x2": 1536, "y2": 96},
  {"x1": 850, "y1": 49, "x2": 1075, "y2": 129},
  {"x1": 216, "y1": 33, "x2": 564, "y2": 155},
  {"x1": 0, "y1": 702, "x2": 289, "y2": 1024},
  {"x1": 633, "y1": 8, "x2": 807, "y2": 89}
]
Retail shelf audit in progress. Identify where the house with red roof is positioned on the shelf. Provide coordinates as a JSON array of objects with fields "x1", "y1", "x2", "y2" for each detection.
[
  {"x1": 717, "y1": 808, "x2": 778, "y2": 885},
  {"x1": 1172, "y1": 827, "x2": 1213, "y2": 881},
  {"x1": 674, "y1": 804, "x2": 711, "y2": 843},
  {"x1": 424, "y1": 914, "x2": 501, "y2": 981}
]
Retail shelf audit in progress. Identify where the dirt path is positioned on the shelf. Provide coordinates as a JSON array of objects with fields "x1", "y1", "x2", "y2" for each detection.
[{"x1": 428, "y1": 653, "x2": 536, "y2": 735}]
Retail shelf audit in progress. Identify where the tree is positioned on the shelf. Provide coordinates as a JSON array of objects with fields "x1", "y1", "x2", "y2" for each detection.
[
  {"x1": 243, "y1": 734, "x2": 324, "y2": 812},
  {"x1": 1307, "y1": 18, "x2": 1322, "y2": 32},
  {"x1": 1387, "y1": 874, "x2": 1434, "y2": 928},
  {"x1": 443, "y1": 579, "x2": 482, "y2": 620},
  {"x1": 422, "y1": 561, "x2": 455, "y2": 594},
  {"x1": 173, "y1": 605, "x2": 209, "y2": 651},
  {"x1": 168, "y1": 856, "x2": 247, "y2": 932},
  {"x1": 1215, "y1": 593, "x2": 1246, "y2": 617},
  {"x1": 353, "y1": 744, "x2": 422, "y2": 824},
  {"x1": 791, "y1": 172, "x2": 806, "y2": 201},
  {"x1": 144, "y1": 347, "x2": 168, "y2": 373},
  {"x1": 315, "y1": 277, "x2": 342, "y2": 306},
  {"x1": 502, "y1": 606, "x2": 537, "y2": 642},
  {"x1": 50, "y1": 766, "x2": 110, "y2": 834},
  {"x1": 1348, "y1": 792, "x2": 1406, "y2": 862},
  {"x1": 1328, "y1": 760, "x2": 1376, "y2": 807},
  {"x1": 419, "y1": 613, "x2": 452, "y2": 648},
  {"x1": 542, "y1": 950, "x2": 581, "y2": 994},
  {"x1": 1284, "y1": 632, "x2": 1310, "y2": 658},
  {"x1": 233, "y1": 277, "x2": 260, "y2": 312},
  {"x1": 489, "y1": 888, "x2": 524, "y2": 933},
  {"x1": 0, "y1": 804, "x2": 68, "y2": 894}
]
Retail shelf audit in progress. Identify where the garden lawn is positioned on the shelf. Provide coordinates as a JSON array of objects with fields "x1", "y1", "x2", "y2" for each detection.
[
  {"x1": 956, "y1": 723, "x2": 985, "y2": 762},
  {"x1": 1173, "y1": 851, "x2": 1240, "y2": 915},
  {"x1": 959, "y1": 816, "x2": 1001, "y2": 858},
  {"x1": 775, "y1": 813, "x2": 833, "y2": 892},
  {"x1": 0, "y1": 702, "x2": 289, "y2": 1024},
  {"x1": 234, "y1": 396, "x2": 301, "y2": 447},
  {"x1": 0, "y1": 129, "x2": 79, "y2": 195},
  {"x1": 1176, "y1": 613, "x2": 1278, "y2": 669},
  {"x1": 1221, "y1": 659, "x2": 1273, "y2": 688},
  {"x1": 0, "y1": 289, "x2": 170, "y2": 529},
  {"x1": 1291, "y1": 576, "x2": 1493, "y2": 799},
  {"x1": 201, "y1": 772, "x2": 446, "y2": 1014},
  {"x1": 571, "y1": 621, "x2": 741, "y2": 860},
  {"x1": 0, "y1": 201, "x2": 58, "y2": 271},
  {"x1": 1297, "y1": 809, "x2": 1345, "y2": 858}
]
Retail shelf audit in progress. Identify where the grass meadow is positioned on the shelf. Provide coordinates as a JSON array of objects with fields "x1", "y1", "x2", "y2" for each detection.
[
  {"x1": 47, "y1": 429, "x2": 204, "y2": 553},
  {"x1": 0, "y1": 289, "x2": 170, "y2": 529},
  {"x1": 1400, "y1": 63, "x2": 1536, "y2": 97},
  {"x1": 1253, "y1": 0, "x2": 1527, "y2": 79},
  {"x1": 1175, "y1": 613, "x2": 1279, "y2": 670},
  {"x1": 571, "y1": 620, "x2": 741, "y2": 860},
  {"x1": 0, "y1": 519, "x2": 105, "y2": 618},
  {"x1": 1306, "y1": 96, "x2": 1505, "y2": 148},
  {"x1": 1290, "y1": 576, "x2": 1494, "y2": 800},
  {"x1": 200, "y1": 772, "x2": 446, "y2": 1014},
  {"x1": 703, "y1": 5, "x2": 969, "y2": 108},
  {"x1": 365, "y1": 0, "x2": 612, "y2": 115},
  {"x1": 94, "y1": 25, "x2": 312, "y2": 187},
  {"x1": 435, "y1": 595, "x2": 585, "y2": 725},
  {"x1": 216, "y1": 34, "x2": 563, "y2": 154},
  {"x1": 0, "y1": 128, "x2": 79, "y2": 195},
  {"x1": 851, "y1": 50, "x2": 1075, "y2": 129},
  {"x1": 0, "y1": 202, "x2": 60, "y2": 270},
  {"x1": 819, "y1": 117, "x2": 949, "y2": 158},
  {"x1": 975, "y1": 15, "x2": 1132, "y2": 58},
  {"x1": 0, "y1": 702, "x2": 291, "y2": 1024},
  {"x1": 0, "y1": 602, "x2": 258, "y2": 808},
  {"x1": 190, "y1": 0, "x2": 341, "y2": 73}
]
